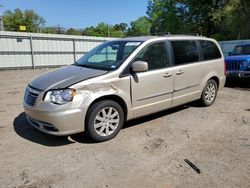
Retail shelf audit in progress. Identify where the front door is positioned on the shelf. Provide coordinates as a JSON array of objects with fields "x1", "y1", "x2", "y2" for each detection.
[{"x1": 130, "y1": 41, "x2": 174, "y2": 117}]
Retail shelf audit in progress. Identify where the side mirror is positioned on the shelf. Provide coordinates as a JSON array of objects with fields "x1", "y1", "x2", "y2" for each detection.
[{"x1": 131, "y1": 61, "x2": 148, "y2": 73}]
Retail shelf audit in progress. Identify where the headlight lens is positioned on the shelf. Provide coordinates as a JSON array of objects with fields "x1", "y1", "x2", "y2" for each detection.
[
  {"x1": 241, "y1": 60, "x2": 248, "y2": 69},
  {"x1": 44, "y1": 89, "x2": 76, "y2": 104}
]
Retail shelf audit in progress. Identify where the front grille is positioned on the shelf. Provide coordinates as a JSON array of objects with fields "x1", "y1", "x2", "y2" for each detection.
[
  {"x1": 24, "y1": 86, "x2": 41, "y2": 106},
  {"x1": 226, "y1": 61, "x2": 241, "y2": 71}
]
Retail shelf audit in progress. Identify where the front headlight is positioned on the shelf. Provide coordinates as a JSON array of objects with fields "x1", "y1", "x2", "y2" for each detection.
[
  {"x1": 44, "y1": 89, "x2": 76, "y2": 104},
  {"x1": 241, "y1": 60, "x2": 248, "y2": 69}
]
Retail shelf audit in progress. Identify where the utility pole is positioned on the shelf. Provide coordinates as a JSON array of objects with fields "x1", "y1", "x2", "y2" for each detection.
[
  {"x1": 107, "y1": 25, "x2": 110, "y2": 37},
  {"x1": 0, "y1": 5, "x2": 4, "y2": 31},
  {"x1": 0, "y1": 16, "x2": 3, "y2": 31},
  {"x1": 57, "y1": 24, "x2": 60, "y2": 34}
]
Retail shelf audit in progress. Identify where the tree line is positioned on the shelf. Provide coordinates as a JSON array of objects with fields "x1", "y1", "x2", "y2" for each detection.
[
  {"x1": 147, "y1": 0, "x2": 250, "y2": 40},
  {"x1": 1, "y1": 8, "x2": 151, "y2": 38},
  {"x1": 1, "y1": 0, "x2": 250, "y2": 40}
]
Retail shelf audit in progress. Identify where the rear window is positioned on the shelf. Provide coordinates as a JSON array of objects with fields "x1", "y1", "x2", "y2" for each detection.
[
  {"x1": 171, "y1": 40, "x2": 199, "y2": 65},
  {"x1": 200, "y1": 40, "x2": 221, "y2": 60}
]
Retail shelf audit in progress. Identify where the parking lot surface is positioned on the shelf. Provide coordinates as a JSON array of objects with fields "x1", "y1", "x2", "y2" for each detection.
[{"x1": 0, "y1": 69, "x2": 250, "y2": 188}]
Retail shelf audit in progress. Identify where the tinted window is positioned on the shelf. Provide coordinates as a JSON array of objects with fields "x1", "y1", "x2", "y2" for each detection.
[
  {"x1": 134, "y1": 42, "x2": 169, "y2": 70},
  {"x1": 171, "y1": 40, "x2": 199, "y2": 65},
  {"x1": 123, "y1": 44, "x2": 139, "y2": 59},
  {"x1": 231, "y1": 44, "x2": 250, "y2": 55},
  {"x1": 200, "y1": 40, "x2": 221, "y2": 60}
]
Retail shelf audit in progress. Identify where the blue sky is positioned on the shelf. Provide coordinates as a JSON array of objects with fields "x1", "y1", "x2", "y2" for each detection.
[{"x1": 0, "y1": 0, "x2": 148, "y2": 29}]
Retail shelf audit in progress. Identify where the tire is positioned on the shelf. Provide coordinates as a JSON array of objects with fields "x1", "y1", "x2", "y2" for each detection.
[
  {"x1": 200, "y1": 79, "x2": 218, "y2": 106},
  {"x1": 86, "y1": 100, "x2": 124, "y2": 142}
]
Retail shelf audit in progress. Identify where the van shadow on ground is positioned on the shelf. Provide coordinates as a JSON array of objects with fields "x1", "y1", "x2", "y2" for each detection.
[
  {"x1": 13, "y1": 112, "x2": 81, "y2": 146},
  {"x1": 14, "y1": 105, "x2": 190, "y2": 146}
]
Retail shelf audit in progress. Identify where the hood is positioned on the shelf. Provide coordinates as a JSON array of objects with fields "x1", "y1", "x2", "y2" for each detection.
[
  {"x1": 29, "y1": 65, "x2": 107, "y2": 91},
  {"x1": 225, "y1": 55, "x2": 250, "y2": 61}
]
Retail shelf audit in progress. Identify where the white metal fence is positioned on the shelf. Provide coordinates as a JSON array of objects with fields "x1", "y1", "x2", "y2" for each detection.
[
  {"x1": 0, "y1": 31, "x2": 116, "y2": 69},
  {"x1": 1, "y1": 31, "x2": 250, "y2": 69}
]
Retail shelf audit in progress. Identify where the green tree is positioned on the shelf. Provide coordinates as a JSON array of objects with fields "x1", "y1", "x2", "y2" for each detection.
[
  {"x1": 66, "y1": 28, "x2": 82, "y2": 35},
  {"x1": 82, "y1": 22, "x2": 125, "y2": 37},
  {"x1": 3, "y1": 8, "x2": 46, "y2": 32},
  {"x1": 147, "y1": 0, "x2": 189, "y2": 35},
  {"x1": 230, "y1": 0, "x2": 250, "y2": 39},
  {"x1": 42, "y1": 27, "x2": 58, "y2": 34},
  {"x1": 146, "y1": 0, "x2": 240, "y2": 38},
  {"x1": 114, "y1": 23, "x2": 128, "y2": 32},
  {"x1": 127, "y1": 16, "x2": 151, "y2": 36},
  {"x1": 185, "y1": 0, "x2": 229, "y2": 36},
  {"x1": 212, "y1": 0, "x2": 250, "y2": 40},
  {"x1": 82, "y1": 23, "x2": 110, "y2": 37}
]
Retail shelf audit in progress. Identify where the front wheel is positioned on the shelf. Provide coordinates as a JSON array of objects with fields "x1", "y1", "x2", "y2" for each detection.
[
  {"x1": 86, "y1": 100, "x2": 124, "y2": 142},
  {"x1": 200, "y1": 79, "x2": 218, "y2": 106}
]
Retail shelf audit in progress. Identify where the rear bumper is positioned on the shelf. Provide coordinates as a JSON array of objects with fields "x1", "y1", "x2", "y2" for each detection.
[
  {"x1": 226, "y1": 71, "x2": 250, "y2": 78},
  {"x1": 219, "y1": 76, "x2": 226, "y2": 90}
]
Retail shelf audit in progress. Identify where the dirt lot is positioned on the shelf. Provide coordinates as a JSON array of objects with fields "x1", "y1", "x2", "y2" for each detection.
[{"x1": 0, "y1": 69, "x2": 250, "y2": 188}]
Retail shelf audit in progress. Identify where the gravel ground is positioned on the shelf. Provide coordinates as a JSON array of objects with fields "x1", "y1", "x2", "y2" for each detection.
[{"x1": 0, "y1": 69, "x2": 250, "y2": 188}]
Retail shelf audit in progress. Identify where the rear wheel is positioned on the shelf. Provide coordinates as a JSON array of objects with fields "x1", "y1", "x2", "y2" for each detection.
[
  {"x1": 86, "y1": 100, "x2": 124, "y2": 142},
  {"x1": 200, "y1": 79, "x2": 218, "y2": 106}
]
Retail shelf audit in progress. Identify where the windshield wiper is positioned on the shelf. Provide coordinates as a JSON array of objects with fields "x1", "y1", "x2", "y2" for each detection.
[
  {"x1": 73, "y1": 63, "x2": 93, "y2": 69},
  {"x1": 73, "y1": 63, "x2": 108, "y2": 71}
]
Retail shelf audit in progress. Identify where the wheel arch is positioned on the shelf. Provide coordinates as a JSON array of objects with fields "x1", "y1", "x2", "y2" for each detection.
[
  {"x1": 209, "y1": 76, "x2": 219, "y2": 88},
  {"x1": 85, "y1": 95, "x2": 128, "y2": 126},
  {"x1": 201, "y1": 71, "x2": 220, "y2": 92}
]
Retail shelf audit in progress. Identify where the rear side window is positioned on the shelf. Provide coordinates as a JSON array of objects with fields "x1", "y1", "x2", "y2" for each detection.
[
  {"x1": 200, "y1": 40, "x2": 222, "y2": 60},
  {"x1": 171, "y1": 40, "x2": 199, "y2": 65}
]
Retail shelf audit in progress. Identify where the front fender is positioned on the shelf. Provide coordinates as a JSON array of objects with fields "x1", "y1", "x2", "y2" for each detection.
[{"x1": 74, "y1": 81, "x2": 132, "y2": 130}]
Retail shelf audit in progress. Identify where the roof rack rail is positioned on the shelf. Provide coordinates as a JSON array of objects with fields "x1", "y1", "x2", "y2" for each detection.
[
  {"x1": 151, "y1": 32, "x2": 205, "y2": 37},
  {"x1": 151, "y1": 32, "x2": 171, "y2": 36},
  {"x1": 165, "y1": 33, "x2": 205, "y2": 37}
]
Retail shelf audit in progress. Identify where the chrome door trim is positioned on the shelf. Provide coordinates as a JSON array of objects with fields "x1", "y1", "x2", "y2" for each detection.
[
  {"x1": 174, "y1": 83, "x2": 200, "y2": 92},
  {"x1": 136, "y1": 91, "x2": 172, "y2": 101}
]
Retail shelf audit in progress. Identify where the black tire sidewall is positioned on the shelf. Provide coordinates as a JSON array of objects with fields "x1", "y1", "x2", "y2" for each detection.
[
  {"x1": 201, "y1": 79, "x2": 218, "y2": 106},
  {"x1": 86, "y1": 100, "x2": 124, "y2": 142}
]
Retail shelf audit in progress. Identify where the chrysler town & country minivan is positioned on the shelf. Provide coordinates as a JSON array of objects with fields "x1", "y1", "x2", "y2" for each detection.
[{"x1": 23, "y1": 35, "x2": 226, "y2": 141}]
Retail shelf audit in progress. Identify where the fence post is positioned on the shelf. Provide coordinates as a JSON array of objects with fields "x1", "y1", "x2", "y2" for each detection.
[
  {"x1": 29, "y1": 36, "x2": 35, "y2": 69},
  {"x1": 73, "y1": 38, "x2": 76, "y2": 62},
  {"x1": 221, "y1": 43, "x2": 224, "y2": 53}
]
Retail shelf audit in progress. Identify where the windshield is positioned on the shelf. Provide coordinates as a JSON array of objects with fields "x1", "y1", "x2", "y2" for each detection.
[
  {"x1": 75, "y1": 40, "x2": 142, "y2": 71},
  {"x1": 232, "y1": 44, "x2": 250, "y2": 55}
]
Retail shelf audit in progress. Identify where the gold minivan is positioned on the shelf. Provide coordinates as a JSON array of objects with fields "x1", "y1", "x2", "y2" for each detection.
[{"x1": 23, "y1": 35, "x2": 226, "y2": 141}]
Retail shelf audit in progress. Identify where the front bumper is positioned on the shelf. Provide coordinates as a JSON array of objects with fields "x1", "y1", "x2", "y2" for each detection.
[
  {"x1": 23, "y1": 102, "x2": 85, "y2": 136},
  {"x1": 226, "y1": 71, "x2": 250, "y2": 78}
]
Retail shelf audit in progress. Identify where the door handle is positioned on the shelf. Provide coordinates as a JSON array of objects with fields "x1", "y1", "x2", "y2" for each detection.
[
  {"x1": 176, "y1": 70, "x2": 184, "y2": 75},
  {"x1": 163, "y1": 73, "x2": 172, "y2": 78}
]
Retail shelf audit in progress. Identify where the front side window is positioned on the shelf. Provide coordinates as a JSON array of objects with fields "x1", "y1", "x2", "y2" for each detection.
[
  {"x1": 75, "y1": 41, "x2": 141, "y2": 71},
  {"x1": 200, "y1": 40, "x2": 222, "y2": 60},
  {"x1": 134, "y1": 42, "x2": 170, "y2": 70},
  {"x1": 171, "y1": 40, "x2": 199, "y2": 65}
]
